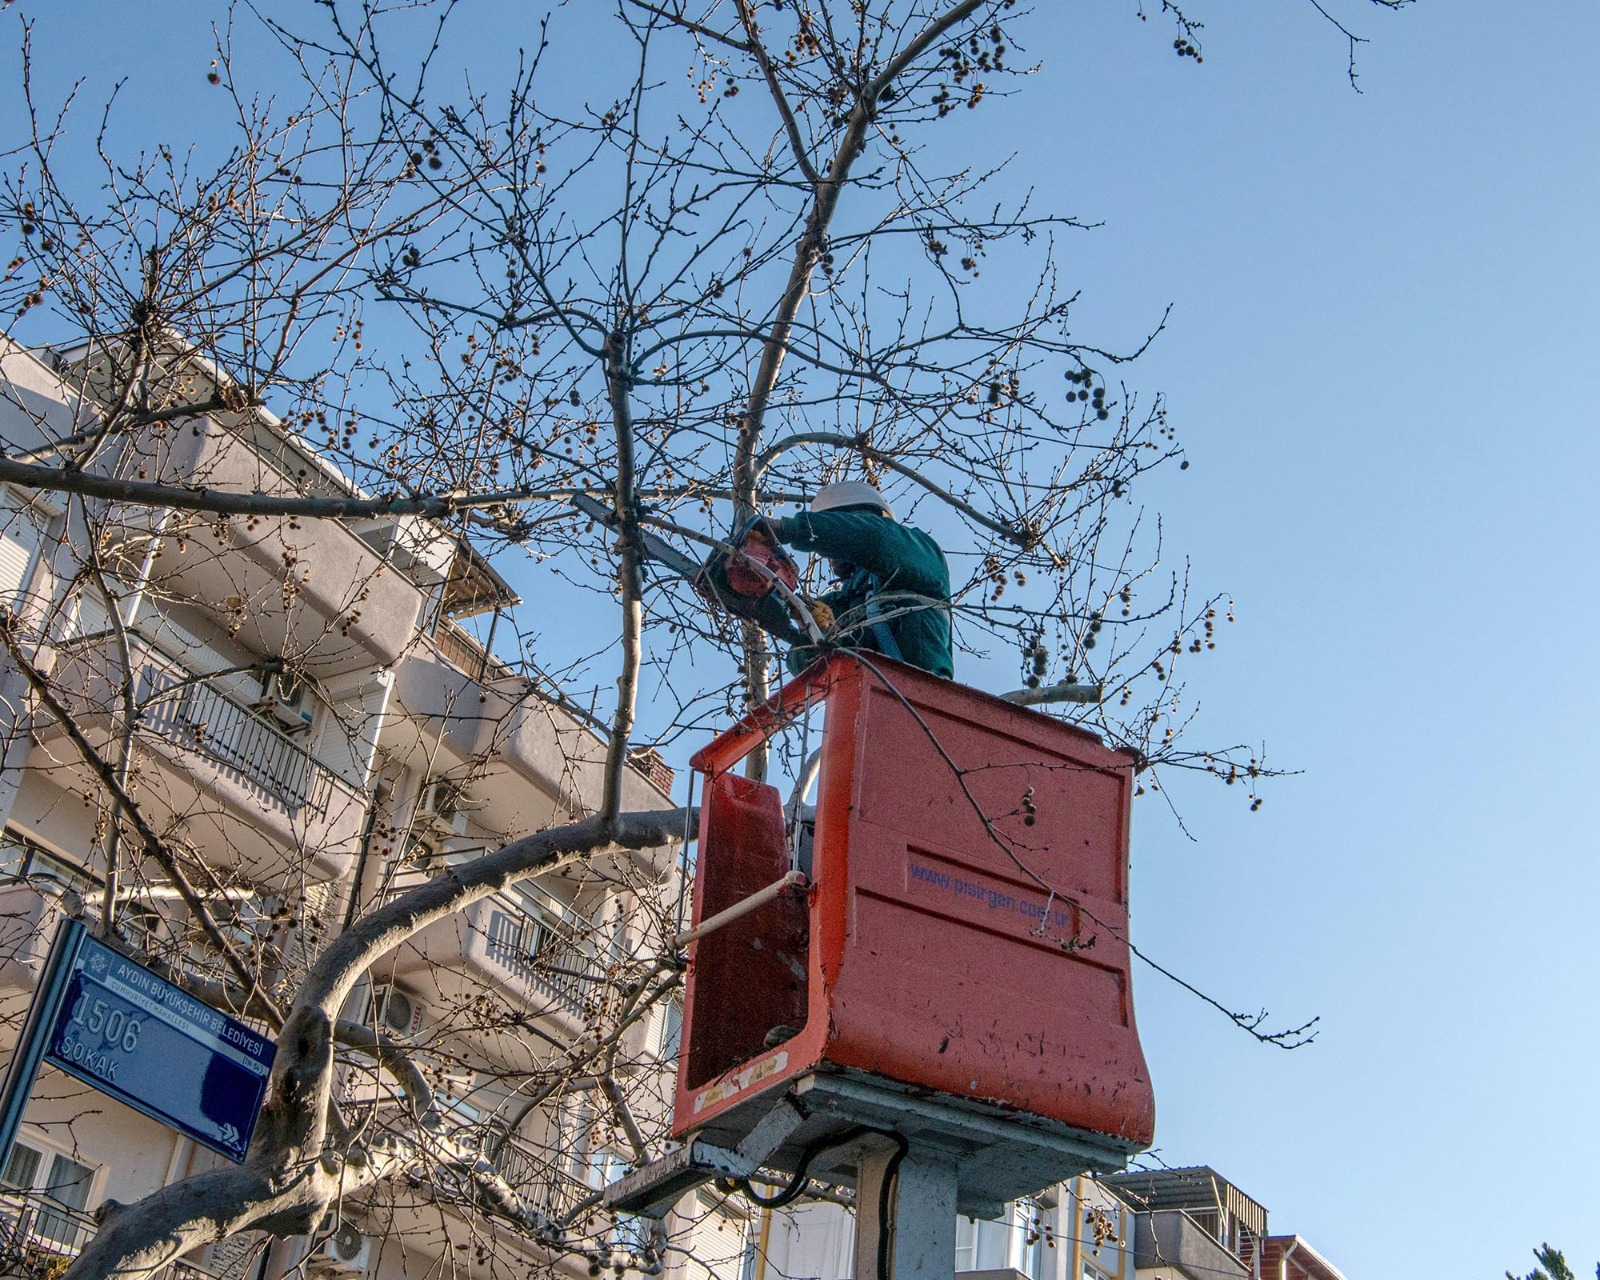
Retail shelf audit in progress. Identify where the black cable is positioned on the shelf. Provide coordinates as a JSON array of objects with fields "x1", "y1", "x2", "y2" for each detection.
[
  {"x1": 876, "y1": 1131, "x2": 911, "y2": 1280},
  {"x1": 731, "y1": 1124, "x2": 912, "y2": 1280},
  {"x1": 733, "y1": 1124, "x2": 879, "y2": 1209}
]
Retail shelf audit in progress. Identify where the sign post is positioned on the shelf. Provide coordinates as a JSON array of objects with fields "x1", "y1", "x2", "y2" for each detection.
[
  {"x1": 0, "y1": 916, "x2": 85, "y2": 1172},
  {"x1": 0, "y1": 918, "x2": 276, "y2": 1166}
]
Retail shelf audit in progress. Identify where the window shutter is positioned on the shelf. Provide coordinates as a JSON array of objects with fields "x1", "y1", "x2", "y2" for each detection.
[{"x1": 0, "y1": 491, "x2": 43, "y2": 604}]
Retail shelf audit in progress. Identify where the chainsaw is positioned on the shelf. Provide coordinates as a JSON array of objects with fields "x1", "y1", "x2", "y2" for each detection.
[
  {"x1": 570, "y1": 494, "x2": 813, "y2": 643},
  {"x1": 568, "y1": 494, "x2": 1099, "y2": 703}
]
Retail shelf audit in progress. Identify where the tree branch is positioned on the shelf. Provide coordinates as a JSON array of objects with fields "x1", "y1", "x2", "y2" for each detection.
[
  {"x1": 733, "y1": 0, "x2": 822, "y2": 187},
  {"x1": 0, "y1": 611, "x2": 285, "y2": 1026},
  {"x1": 753, "y1": 429, "x2": 1033, "y2": 545}
]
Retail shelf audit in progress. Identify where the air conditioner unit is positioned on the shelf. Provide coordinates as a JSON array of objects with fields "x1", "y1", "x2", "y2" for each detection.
[
  {"x1": 310, "y1": 1220, "x2": 372, "y2": 1277},
  {"x1": 419, "y1": 777, "x2": 473, "y2": 837},
  {"x1": 373, "y1": 983, "x2": 426, "y2": 1039},
  {"x1": 256, "y1": 669, "x2": 315, "y2": 733}
]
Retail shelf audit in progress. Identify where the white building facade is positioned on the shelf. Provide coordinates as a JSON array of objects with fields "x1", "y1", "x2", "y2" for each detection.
[{"x1": 0, "y1": 333, "x2": 741, "y2": 1280}]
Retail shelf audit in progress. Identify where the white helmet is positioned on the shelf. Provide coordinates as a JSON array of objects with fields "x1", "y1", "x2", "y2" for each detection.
[{"x1": 811, "y1": 481, "x2": 893, "y2": 519}]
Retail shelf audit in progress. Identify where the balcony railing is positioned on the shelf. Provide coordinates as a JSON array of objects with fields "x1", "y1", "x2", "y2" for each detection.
[
  {"x1": 480, "y1": 887, "x2": 619, "y2": 1016},
  {"x1": 487, "y1": 1131, "x2": 594, "y2": 1222},
  {"x1": 0, "y1": 1187, "x2": 227, "y2": 1279},
  {"x1": 431, "y1": 615, "x2": 515, "y2": 684},
  {"x1": 59, "y1": 629, "x2": 363, "y2": 822},
  {"x1": 0, "y1": 1187, "x2": 97, "y2": 1269},
  {"x1": 335, "y1": 1093, "x2": 597, "y2": 1229},
  {"x1": 135, "y1": 658, "x2": 336, "y2": 818},
  {"x1": 384, "y1": 864, "x2": 623, "y2": 1019}
]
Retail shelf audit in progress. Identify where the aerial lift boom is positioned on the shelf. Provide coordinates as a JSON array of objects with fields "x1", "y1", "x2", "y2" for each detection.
[{"x1": 607, "y1": 655, "x2": 1152, "y2": 1280}]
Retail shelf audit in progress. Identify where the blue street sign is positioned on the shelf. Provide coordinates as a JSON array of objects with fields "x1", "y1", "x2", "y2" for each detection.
[{"x1": 36, "y1": 921, "x2": 276, "y2": 1163}]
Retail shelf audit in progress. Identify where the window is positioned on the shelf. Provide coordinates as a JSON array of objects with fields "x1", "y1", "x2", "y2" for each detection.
[
  {"x1": 63, "y1": 586, "x2": 113, "y2": 642},
  {"x1": 0, "y1": 488, "x2": 45, "y2": 608},
  {"x1": 659, "y1": 998, "x2": 683, "y2": 1059},
  {"x1": 1020, "y1": 1198, "x2": 1054, "y2": 1280},
  {"x1": 1, "y1": 1139, "x2": 98, "y2": 1254},
  {"x1": 739, "y1": 1218, "x2": 763, "y2": 1280},
  {"x1": 956, "y1": 1201, "x2": 1052, "y2": 1280},
  {"x1": 0, "y1": 829, "x2": 96, "y2": 897},
  {"x1": 39, "y1": 1154, "x2": 92, "y2": 1212},
  {"x1": 120, "y1": 902, "x2": 169, "y2": 952},
  {"x1": 1, "y1": 1142, "x2": 42, "y2": 1188},
  {"x1": 380, "y1": 833, "x2": 438, "y2": 900},
  {"x1": 0, "y1": 829, "x2": 32, "y2": 881},
  {"x1": 433, "y1": 1070, "x2": 480, "y2": 1128},
  {"x1": 955, "y1": 1209, "x2": 1013, "y2": 1274}
]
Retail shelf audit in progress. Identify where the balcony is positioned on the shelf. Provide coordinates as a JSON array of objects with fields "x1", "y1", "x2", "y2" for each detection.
[
  {"x1": 78, "y1": 413, "x2": 427, "y2": 679},
  {"x1": 0, "y1": 880, "x2": 79, "y2": 995},
  {"x1": 483, "y1": 1134, "x2": 649, "y2": 1253},
  {"x1": 388, "y1": 636, "x2": 675, "y2": 858},
  {"x1": 39, "y1": 630, "x2": 368, "y2": 884},
  {"x1": 477, "y1": 889, "x2": 618, "y2": 1015},
  {"x1": 0, "y1": 1187, "x2": 223, "y2": 1280},
  {"x1": 336, "y1": 1095, "x2": 600, "y2": 1242},
  {"x1": 0, "y1": 832, "x2": 297, "y2": 1011},
  {"x1": 0, "y1": 1187, "x2": 98, "y2": 1274},
  {"x1": 1132, "y1": 1210, "x2": 1250, "y2": 1280},
  {"x1": 136, "y1": 658, "x2": 333, "y2": 817},
  {"x1": 380, "y1": 876, "x2": 626, "y2": 1063}
]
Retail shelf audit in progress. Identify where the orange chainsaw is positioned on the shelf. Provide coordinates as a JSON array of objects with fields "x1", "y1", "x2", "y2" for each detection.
[{"x1": 570, "y1": 496, "x2": 808, "y2": 641}]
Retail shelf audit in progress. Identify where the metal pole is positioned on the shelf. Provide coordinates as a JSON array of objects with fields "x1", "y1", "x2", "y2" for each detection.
[
  {"x1": 853, "y1": 1138, "x2": 958, "y2": 1280},
  {"x1": 0, "y1": 916, "x2": 85, "y2": 1169},
  {"x1": 671, "y1": 871, "x2": 806, "y2": 949},
  {"x1": 479, "y1": 606, "x2": 501, "y2": 681}
]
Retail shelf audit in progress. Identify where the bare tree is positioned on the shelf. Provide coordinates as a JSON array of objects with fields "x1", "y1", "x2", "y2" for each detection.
[{"x1": 0, "y1": 1, "x2": 1407, "y2": 1277}]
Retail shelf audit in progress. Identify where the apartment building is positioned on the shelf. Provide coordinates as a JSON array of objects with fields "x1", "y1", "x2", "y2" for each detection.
[
  {"x1": 1100, "y1": 1167, "x2": 1348, "y2": 1280},
  {"x1": 754, "y1": 1165, "x2": 1348, "y2": 1280},
  {"x1": 0, "y1": 332, "x2": 735, "y2": 1280}
]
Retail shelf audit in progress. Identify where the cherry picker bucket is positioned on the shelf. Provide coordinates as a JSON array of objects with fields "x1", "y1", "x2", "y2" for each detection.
[{"x1": 672, "y1": 654, "x2": 1153, "y2": 1202}]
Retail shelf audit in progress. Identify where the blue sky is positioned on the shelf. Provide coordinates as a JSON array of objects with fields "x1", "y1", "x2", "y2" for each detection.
[
  {"x1": 1024, "y1": 4, "x2": 1600, "y2": 1275},
  {"x1": 8, "y1": 2, "x2": 1599, "y2": 1275}
]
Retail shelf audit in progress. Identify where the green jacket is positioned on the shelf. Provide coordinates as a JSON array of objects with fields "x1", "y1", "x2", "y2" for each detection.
[{"x1": 776, "y1": 510, "x2": 954, "y2": 679}]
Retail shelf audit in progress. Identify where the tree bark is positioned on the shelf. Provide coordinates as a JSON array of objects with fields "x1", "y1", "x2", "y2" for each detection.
[{"x1": 61, "y1": 808, "x2": 690, "y2": 1280}]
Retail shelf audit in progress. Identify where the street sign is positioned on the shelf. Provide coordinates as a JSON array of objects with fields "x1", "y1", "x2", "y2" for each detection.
[{"x1": 0, "y1": 919, "x2": 277, "y2": 1163}]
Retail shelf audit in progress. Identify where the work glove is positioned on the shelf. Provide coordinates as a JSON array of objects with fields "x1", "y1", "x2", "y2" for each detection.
[
  {"x1": 805, "y1": 598, "x2": 835, "y2": 632},
  {"x1": 743, "y1": 515, "x2": 782, "y2": 547}
]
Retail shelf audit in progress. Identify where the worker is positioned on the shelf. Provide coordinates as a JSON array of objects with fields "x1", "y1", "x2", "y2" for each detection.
[{"x1": 751, "y1": 481, "x2": 953, "y2": 679}]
